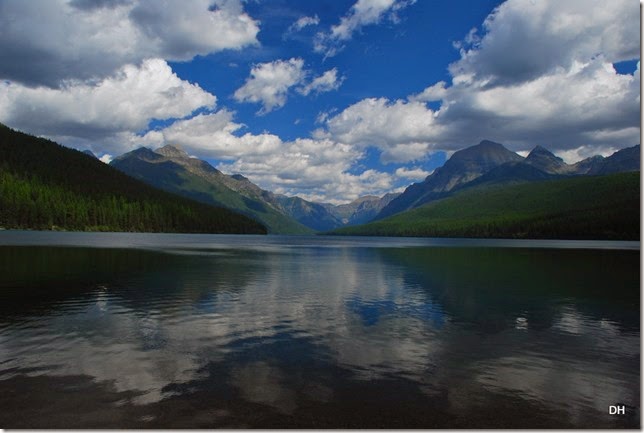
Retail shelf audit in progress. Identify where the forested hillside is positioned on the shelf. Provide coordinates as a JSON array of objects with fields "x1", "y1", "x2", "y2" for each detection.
[
  {"x1": 329, "y1": 172, "x2": 640, "y2": 240},
  {"x1": 0, "y1": 124, "x2": 267, "y2": 234}
]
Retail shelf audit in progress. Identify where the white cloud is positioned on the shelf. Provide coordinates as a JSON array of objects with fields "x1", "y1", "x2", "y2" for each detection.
[
  {"x1": 557, "y1": 145, "x2": 620, "y2": 165},
  {"x1": 0, "y1": 0, "x2": 257, "y2": 159},
  {"x1": 408, "y1": 81, "x2": 447, "y2": 103},
  {"x1": 298, "y1": 68, "x2": 344, "y2": 96},
  {"x1": 394, "y1": 166, "x2": 431, "y2": 181},
  {"x1": 288, "y1": 15, "x2": 320, "y2": 33},
  {"x1": 234, "y1": 60, "x2": 344, "y2": 113},
  {"x1": 99, "y1": 154, "x2": 113, "y2": 164},
  {"x1": 143, "y1": 111, "x2": 282, "y2": 160},
  {"x1": 234, "y1": 58, "x2": 306, "y2": 114},
  {"x1": 316, "y1": 98, "x2": 440, "y2": 162},
  {"x1": 0, "y1": 58, "x2": 215, "y2": 141},
  {"x1": 380, "y1": 142, "x2": 433, "y2": 164},
  {"x1": 215, "y1": 135, "x2": 395, "y2": 203},
  {"x1": 449, "y1": 0, "x2": 639, "y2": 86},
  {"x1": 315, "y1": 108, "x2": 338, "y2": 125},
  {"x1": 429, "y1": 56, "x2": 641, "y2": 156},
  {"x1": 314, "y1": 0, "x2": 415, "y2": 57},
  {"x1": 220, "y1": 158, "x2": 396, "y2": 205},
  {"x1": 0, "y1": 0, "x2": 259, "y2": 87},
  {"x1": 316, "y1": 0, "x2": 640, "y2": 163}
]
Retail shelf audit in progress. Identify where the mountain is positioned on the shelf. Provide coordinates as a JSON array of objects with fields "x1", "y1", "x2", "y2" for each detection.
[
  {"x1": 422, "y1": 139, "x2": 525, "y2": 191},
  {"x1": 111, "y1": 144, "x2": 350, "y2": 232},
  {"x1": 327, "y1": 193, "x2": 401, "y2": 226},
  {"x1": 205, "y1": 168, "x2": 343, "y2": 232},
  {"x1": 377, "y1": 140, "x2": 524, "y2": 219},
  {"x1": 591, "y1": 145, "x2": 640, "y2": 175},
  {"x1": 111, "y1": 145, "x2": 312, "y2": 234},
  {"x1": 0, "y1": 124, "x2": 266, "y2": 234},
  {"x1": 82, "y1": 149, "x2": 98, "y2": 159},
  {"x1": 524, "y1": 145, "x2": 574, "y2": 174},
  {"x1": 522, "y1": 144, "x2": 641, "y2": 176},
  {"x1": 377, "y1": 141, "x2": 640, "y2": 221},
  {"x1": 329, "y1": 172, "x2": 639, "y2": 240},
  {"x1": 465, "y1": 160, "x2": 554, "y2": 187},
  {"x1": 273, "y1": 195, "x2": 343, "y2": 231},
  {"x1": 572, "y1": 155, "x2": 605, "y2": 174}
]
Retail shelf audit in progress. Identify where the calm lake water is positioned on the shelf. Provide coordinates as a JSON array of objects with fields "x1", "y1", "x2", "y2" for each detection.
[{"x1": 0, "y1": 231, "x2": 639, "y2": 428}]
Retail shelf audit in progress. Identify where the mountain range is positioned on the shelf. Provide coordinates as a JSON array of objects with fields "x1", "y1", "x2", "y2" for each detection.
[
  {"x1": 110, "y1": 139, "x2": 639, "y2": 234},
  {"x1": 0, "y1": 120, "x2": 639, "y2": 237},
  {"x1": 376, "y1": 140, "x2": 640, "y2": 220},
  {"x1": 109, "y1": 138, "x2": 638, "y2": 235},
  {"x1": 111, "y1": 145, "x2": 398, "y2": 233}
]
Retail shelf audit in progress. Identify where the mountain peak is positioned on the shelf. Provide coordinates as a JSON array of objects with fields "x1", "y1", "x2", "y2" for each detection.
[
  {"x1": 376, "y1": 140, "x2": 523, "y2": 219},
  {"x1": 114, "y1": 146, "x2": 161, "y2": 162},
  {"x1": 524, "y1": 145, "x2": 570, "y2": 174},
  {"x1": 231, "y1": 174, "x2": 248, "y2": 181},
  {"x1": 527, "y1": 145, "x2": 557, "y2": 158},
  {"x1": 82, "y1": 149, "x2": 98, "y2": 159},
  {"x1": 450, "y1": 140, "x2": 523, "y2": 164},
  {"x1": 156, "y1": 144, "x2": 189, "y2": 159},
  {"x1": 478, "y1": 139, "x2": 505, "y2": 148}
]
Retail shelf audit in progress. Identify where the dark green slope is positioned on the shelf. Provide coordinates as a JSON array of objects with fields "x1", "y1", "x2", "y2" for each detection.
[
  {"x1": 329, "y1": 172, "x2": 639, "y2": 240},
  {"x1": 0, "y1": 124, "x2": 266, "y2": 234},
  {"x1": 111, "y1": 148, "x2": 312, "y2": 234}
]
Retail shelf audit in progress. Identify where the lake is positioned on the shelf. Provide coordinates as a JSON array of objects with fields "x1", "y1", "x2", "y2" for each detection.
[{"x1": 0, "y1": 231, "x2": 639, "y2": 428}]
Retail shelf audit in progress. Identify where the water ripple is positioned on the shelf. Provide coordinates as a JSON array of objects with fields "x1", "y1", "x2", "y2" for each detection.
[{"x1": 0, "y1": 237, "x2": 639, "y2": 428}]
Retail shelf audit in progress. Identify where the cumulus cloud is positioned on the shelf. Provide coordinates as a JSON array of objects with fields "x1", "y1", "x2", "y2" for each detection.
[
  {"x1": 0, "y1": 0, "x2": 259, "y2": 87},
  {"x1": 234, "y1": 60, "x2": 344, "y2": 113},
  {"x1": 408, "y1": 81, "x2": 447, "y2": 103},
  {"x1": 0, "y1": 58, "x2": 215, "y2": 141},
  {"x1": 314, "y1": 0, "x2": 415, "y2": 57},
  {"x1": 234, "y1": 58, "x2": 306, "y2": 114},
  {"x1": 141, "y1": 111, "x2": 282, "y2": 160},
  {"x1": 315, "y1": 98, "x2": 440, "y2": 162},
  {"x1": 435, "y1": 59, "x2": 640, "y2": 150},
  {"x1": 449, "y1": 0, "x2": 639, "y2": 87},
  {"x1": 298, "y1": 68, "x2": 344, "y2": 96},
  {"x1": 317, "y1": 0, "x2": 640, "y2": 162}
]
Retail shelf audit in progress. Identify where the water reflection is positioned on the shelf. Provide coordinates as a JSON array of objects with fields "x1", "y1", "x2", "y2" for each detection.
[{"x1": 0, "y1": 238, "x2": 639, "y2": 428}]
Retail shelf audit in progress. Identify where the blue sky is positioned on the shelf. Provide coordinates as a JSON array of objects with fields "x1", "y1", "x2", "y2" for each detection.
[
  {"x1": 168, "y1": 1, "x2": 499, "y2": 136},
  {"x1": 0, "y1": 0, "x2": 639, "y2": 203}
]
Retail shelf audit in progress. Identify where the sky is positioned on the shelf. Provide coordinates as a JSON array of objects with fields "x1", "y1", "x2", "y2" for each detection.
[{"x1": 0, "y1": 0, "x2": 640, "y2": 204}]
